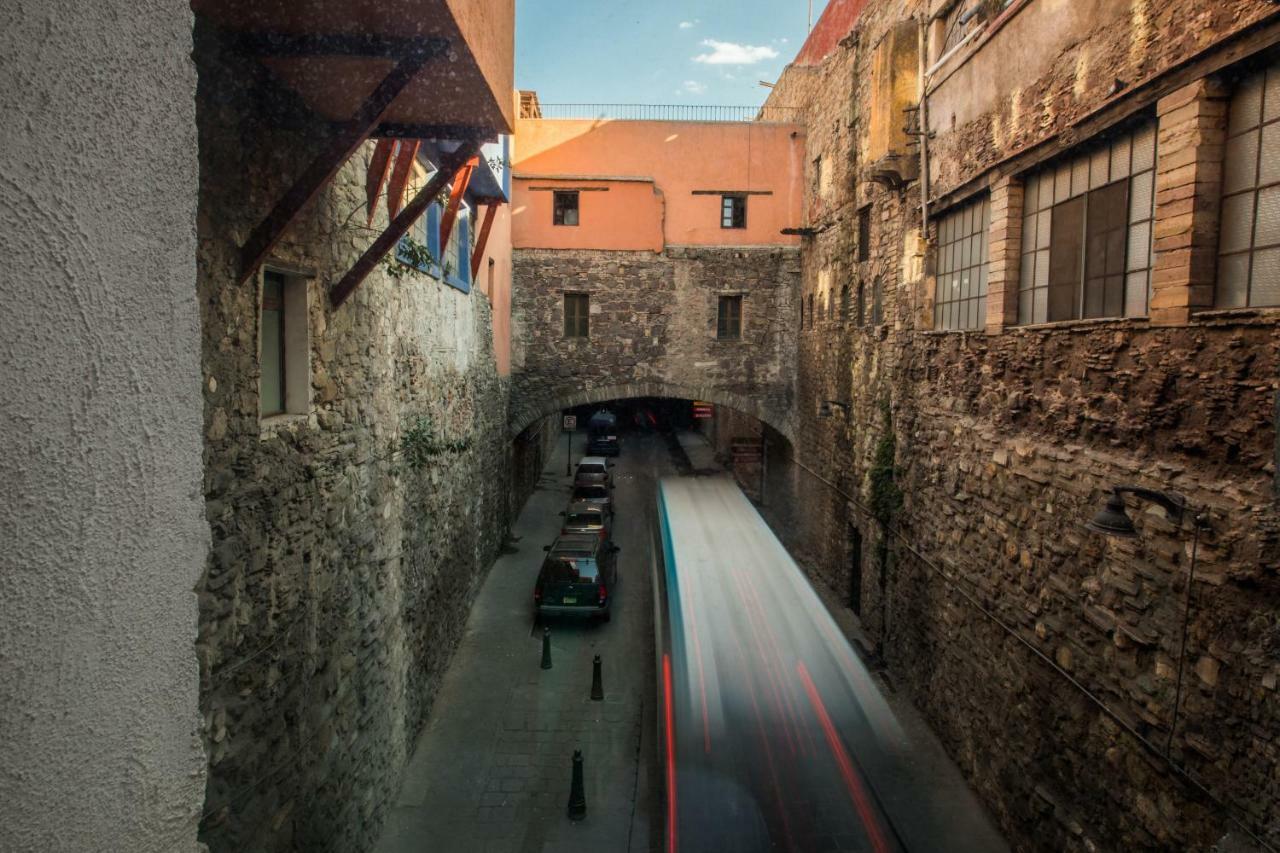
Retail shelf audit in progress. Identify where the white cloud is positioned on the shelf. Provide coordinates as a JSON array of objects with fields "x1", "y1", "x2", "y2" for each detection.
[
  {"x1": 678, "y1": 20, "x2": 695, "y2": 29},
  {"x1": 693, "y1": 39, "x2": 779, "y2": 65},
  {"x1": 682, "y1": 80, "x2": 707, "y2": 94}
]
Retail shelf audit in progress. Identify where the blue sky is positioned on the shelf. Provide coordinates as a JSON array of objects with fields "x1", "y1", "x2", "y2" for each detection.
[{"x1": 516, "y1": 0, "x2": 830, "y2": 106}]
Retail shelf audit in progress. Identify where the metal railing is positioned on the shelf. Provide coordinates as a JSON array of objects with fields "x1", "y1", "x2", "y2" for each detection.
[{"x1": 524, "y1": 103, "x2": 802, "y2": 123}]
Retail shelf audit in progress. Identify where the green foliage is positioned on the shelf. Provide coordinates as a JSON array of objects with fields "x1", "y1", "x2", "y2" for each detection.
[
  {"x1": 383, "y1": 235, "x2": 435, "y2": 280},
  {"x1": 868, "y1": 398, "x2": 903, "y2": 527},
  {"x1": 400, "y1": 415, "x2": 471, "y2": 469}
]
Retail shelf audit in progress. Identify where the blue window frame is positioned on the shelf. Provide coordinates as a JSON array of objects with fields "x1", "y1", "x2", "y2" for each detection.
[{"x1": 395, "y1": 192, "x2": 470, "y2": 293}]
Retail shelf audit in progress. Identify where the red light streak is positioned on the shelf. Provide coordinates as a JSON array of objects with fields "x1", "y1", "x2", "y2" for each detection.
[
  {"x1": 663, "y1": 653, "x2": 678, "y2": 853},
  {"x1": 796, "y1": 661, "x2": 889, "y2": 853}
]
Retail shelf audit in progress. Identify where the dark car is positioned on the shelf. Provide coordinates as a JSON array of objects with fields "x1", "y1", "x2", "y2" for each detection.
[
  {"x1": 587, "y1": 432, "x2": 620, "y2": 457},
  {"x1": 534, "y1": 534, "x2": 620, "y2": 621},
  {"x1": 560, "y1": 501, "x2": 611, "y2": 542},
  {"x1": 571, "y1": 483, "x2": 614, "y2": 516}
]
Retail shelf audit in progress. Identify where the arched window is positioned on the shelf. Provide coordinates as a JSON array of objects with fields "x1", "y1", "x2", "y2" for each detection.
[
  {"x1": 871, "y1": 277, "x2": 883, "y2": 325},
  {"x1": 840, "y1": 284, "x2": 850, "y2": 320},
  {"x1": 856, "y1": 282, "x2": 865, "y2": 326}
]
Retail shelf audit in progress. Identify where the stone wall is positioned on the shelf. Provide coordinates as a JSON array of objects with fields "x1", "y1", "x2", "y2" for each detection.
[
  {"x1": 0, "y1": 3, "x2": 208, "y2": 851},
  {"x1": 510, "y1": 246, "x2": 801, "y2": 437},
  {"x1": 194, "y1": 28, "x2": 515, "y2": 853},
  {"x1": 762, "y1": 0, "x2": 1280, "y2": 850}
]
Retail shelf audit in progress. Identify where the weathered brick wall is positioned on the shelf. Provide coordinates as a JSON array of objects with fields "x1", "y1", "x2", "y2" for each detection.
[
  {"x1": 194, "y1": 30, "x2": 517, "y2": 853},
  {"x1": 510, "y1": 246, "x2": 801, "y2": 437},
  {"x1": 761, "y1": 0, "x2": 1280, "y2": 850}
]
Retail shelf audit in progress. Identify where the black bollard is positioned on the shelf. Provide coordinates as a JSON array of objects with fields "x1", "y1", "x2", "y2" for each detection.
[
  {"x1": 567, "y1": 749, "x2": 587, "y2": 820},
  {"x1": 590, "y1": 654, "x2": 603, "y2": 701},
  {"x1": 541, "y1": 627, "x2": 553, "y2": 670}
]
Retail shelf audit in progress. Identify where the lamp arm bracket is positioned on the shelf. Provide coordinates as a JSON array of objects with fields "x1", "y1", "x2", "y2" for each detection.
[{"x1": 1115, "y1": 486, "x2": 1187, "y2": 523}]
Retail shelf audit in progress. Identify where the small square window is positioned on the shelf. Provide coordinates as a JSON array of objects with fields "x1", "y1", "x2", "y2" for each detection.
[
  {"x1": 553, "y1": 191, "x2": 579, "y2": 226},
  {"x1": 564, "y1": 292, "x2": 590, "y2": 338},
  {"x1": 717, "y1": 295, "x2": 742, "y2": 339},
  {"x1": 721, "y1": 195, "x2": 746, "y2": 229}
]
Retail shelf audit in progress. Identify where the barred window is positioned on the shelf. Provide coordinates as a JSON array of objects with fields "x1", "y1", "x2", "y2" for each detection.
[
  {"x1": 1219, "y1": 64, "x2": 1280, "y2": 307},
  {"x1": 1019, "y1": 121, "x2": 1156, "y2": 323},
  {"x1": 564, "y1": 292, "x2": 589, "y2": 338},
  {"x1": 934, "y1": 196, "x2": 990, "y2": 330}
]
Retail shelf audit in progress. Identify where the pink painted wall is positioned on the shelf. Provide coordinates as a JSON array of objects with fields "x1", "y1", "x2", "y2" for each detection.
[
  {"x1": 478, "y1": 200, "x2": 512, "y2": 375},
  {"x1": 512, "y1": 119, "x2": 805, "y2": 251}
]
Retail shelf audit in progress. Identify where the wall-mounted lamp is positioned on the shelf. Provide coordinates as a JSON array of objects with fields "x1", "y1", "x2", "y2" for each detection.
[
  {"x1": 818, "y1": 400, "x2": 850, "y2": 418},
  {"x1": 1086, "y1": 484, "x2": 1208, "y2": 758}
]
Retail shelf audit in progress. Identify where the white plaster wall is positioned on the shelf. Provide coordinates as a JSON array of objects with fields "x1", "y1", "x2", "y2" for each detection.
[{"x1": 0, "y1": 2, "x2": 208, "y2": 850}]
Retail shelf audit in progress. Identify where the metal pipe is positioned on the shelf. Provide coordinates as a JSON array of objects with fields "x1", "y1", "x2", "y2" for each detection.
[
  {"x1": 1166, "y1": 514, "x2": 1205, "y2": 756},
  {"x1": 924, "y1": 22, "x2": 983, "y2": 80},
  {"x1": 917, "y1": 16, "x2": 932, "y2": 236}
]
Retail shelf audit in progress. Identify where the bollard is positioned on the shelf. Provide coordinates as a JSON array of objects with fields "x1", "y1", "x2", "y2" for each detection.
[
  {"x1": 567, "y1": 749, "x2": 587, "y2": 820},
  {"x1": 541, "y1": 627, "x2": 553, "y2": 670},
  {"x1": 590, "y1": 654, "x2": 603, "y2": 701}
]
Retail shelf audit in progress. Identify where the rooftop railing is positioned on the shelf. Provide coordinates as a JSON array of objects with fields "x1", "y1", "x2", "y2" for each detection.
[{"x1": 523, "y1": 103, "x2": 802, "y2": 123}]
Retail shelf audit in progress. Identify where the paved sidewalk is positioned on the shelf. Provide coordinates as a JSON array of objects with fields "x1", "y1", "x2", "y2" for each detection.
[{"x1": 375, "y1": 432, "x2": 663, "y2": 853}]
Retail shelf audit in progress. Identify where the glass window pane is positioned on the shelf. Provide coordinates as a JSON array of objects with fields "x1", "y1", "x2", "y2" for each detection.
[
  {"x1": 1054, "y1": 164, "x2": 1072, "y2": 203},
  {"x1": 1255, "y1": 184, "x2": 1280, "y2": 246},
  {"x1": 1033, "y1": 286, "x2": 1048, "y2": 324},
  {"x1": 1129, "y1": 170, "x2": 1154, "y2": 223},
  {"x1": 1037, "y1": 209, "x2": 1052, "y2": 249},
  {"x1": 960, "y1": 234, "x2": 971, "y2": 268},
  {"x1": 1110, "y1": 136, "x2": 1131, "y2": 180},
  {"x1": 1124, "y1": 271, "x2": 1148, "y2": 317},
  {"x1": 1072, "y1": 156, "x2": 1090, "y2": 198},
  {"x1": 1018, "y1": 287, "x2": 1032, "y2": 324},
  {"x1": 1020, "y1": 251, "x2": 1035, "y2": 290},
  {"x1": 971, "y1": 234, "x2": 984, "y2": 269},
  {"x1": 1250, "y1": 247, "x2": 1280, "y2": 306},
  {"x1": 1217, "y1": 253, "x2": 1250, "y2": 308},
  {"x1": 1230, "y1": 74, "x2": 1264, "y2": 136},
  {"x1": 1036, "y1": 249, "x2": 1050, "y2": 288},
  {"x1": 1131, "y1": 124, "x2": 1156, "y2": 173},
  {"x1": 977, "y1": 263, "x2": 988, "y2": 297},
  {"x1": 1265, "y1": 68, "x2": 1280, "y2": 123},
  {"x1": 1104, "y1": 275, "x2": 1125, "y2": 318},
  {"x1": 1127, "y1": 221, "x2": 1151, "y2": 272},
  {"x1": 1220, "y1": 192, "x2": 1256, "y2": 254},
  {"x1": 1224, "y1": 131, "x2": 1260, "y2": 195},
  {"x1": 1260, "y1": 122, "x2": 1280, "y2": 186},
  {"x1": 961, "y1": 270, "x2": 973, "y2": 300},
  {"x1": 1090, "y1": 148, "x2": 1110, "y2": 190},
  {"x1": 1022, "y1": 213, "x2": 1036, "y2": 253}
]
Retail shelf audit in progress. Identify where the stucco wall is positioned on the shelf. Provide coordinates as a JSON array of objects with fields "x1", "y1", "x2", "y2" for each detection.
[{"x1": 0, "y1": 2, "x2": 208, "y2": 852}]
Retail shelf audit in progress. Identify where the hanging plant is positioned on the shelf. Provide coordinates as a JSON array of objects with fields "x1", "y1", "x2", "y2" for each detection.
[{"x1": 400, "y1": 415, "x2": 472, "y2": 469}]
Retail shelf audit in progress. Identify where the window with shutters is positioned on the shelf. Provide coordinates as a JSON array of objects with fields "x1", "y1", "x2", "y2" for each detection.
[
  {"x1": 1018, "y1": 121, "x2": 1157, "y2": 323},
  {"x1": 934, "y1": 196, "x2": 990, "y2": 330},
  {"x1": 717, "y1": 295, "x2": 742, "y2": 339},
  {"x1": 1218, "y1": 64, "x2": 1280, "y2": 308},
  {"x1": 564, "y1": 293, "x2": 589, "y2": 338}
]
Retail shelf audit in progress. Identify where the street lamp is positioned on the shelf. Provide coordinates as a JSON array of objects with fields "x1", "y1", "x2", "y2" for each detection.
[{"x1": 1086, "y1": 484, "x2": 1207, "y2": 756}]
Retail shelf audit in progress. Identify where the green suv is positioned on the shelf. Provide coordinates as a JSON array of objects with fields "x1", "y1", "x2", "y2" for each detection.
[{"x1": 534, "y1": 534, "x2": 620, "y2": 622}]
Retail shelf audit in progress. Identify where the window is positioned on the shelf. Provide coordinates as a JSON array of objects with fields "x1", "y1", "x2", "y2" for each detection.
[
  {"x1": 856, "y1": 281, "x2": 865, "y2": 326},
  {"x1": 1019, "y1": 122, "x2": 1156, "y2": 323},
  {"x1": 564, "y1": 292, "x2": 589, "y2": 338},
  {"x1": 442, "y1": 202, "x2": 472, "y2": 293},
  {"x1": 398, "y1": 201, "x2": 441, "y2": 276},
  {"x1": 807, "y1": 293, "x2": 814, "y2": 328},
  {"x1": 553, "y1": 191, "x2": 579, "y2": 226},
  {"x1": 840, "y1": 284, "x2": 851, "y2": 320},
  {"x1": 721, "y1": 194, "x2": 746, "y2": 229},
  {"x1": 858, "y1": 207, "x2": 872, "y2": 262},
  {"x1": 261, "y1": 272, "x2": 285, "y2": 416},
  {"x1": 871, "y1": 277, "x2": 883, "y2": 325},
  {"x1": 717, "y1": 295, "x2": 742, "y2": 339},
  {"x1": 934, "y1": 197, "x2": 990, "y2": 330},
  {"x1": 1219, "y1": 64, "x2": 1280, "y2": 307},
  {"x1": 259, "y1": 270, "x2": 308, "y2": 419}
]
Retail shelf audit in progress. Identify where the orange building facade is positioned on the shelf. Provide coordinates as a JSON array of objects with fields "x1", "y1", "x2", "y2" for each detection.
[{"x1": 512, "y1": 112, "x2": 806, "y2": 251}]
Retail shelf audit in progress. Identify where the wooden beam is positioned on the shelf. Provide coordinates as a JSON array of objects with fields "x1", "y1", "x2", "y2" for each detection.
[
  {"x1": 236, "y1": 32, "x2": 448, "y2": 59},
  {"x1": 438, "y1": 156, "x2": 478, "y2": 252},
  {"x1": 373, "y1": 123, "x2": 495, "y2": 143},
  {"x1": 365, "y1": 139, "x2": 397, "y2": 225},
  {"x1": 386, "y1": 140, "x2": 421, "y2": 219},
  {"x1": 471, "y1": 201, "x2": 500, "y2": 280},
  {"x1": 236, "y1": 43, "x2": 441, "y2": 285},
  {"x1": 330, "y1": 141, "x2": 482, "y2": 309}
]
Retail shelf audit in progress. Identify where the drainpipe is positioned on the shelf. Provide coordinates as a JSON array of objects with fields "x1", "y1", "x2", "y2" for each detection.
[{"x1": 917, "y1": 15, "x2": 931, "y2": 236}]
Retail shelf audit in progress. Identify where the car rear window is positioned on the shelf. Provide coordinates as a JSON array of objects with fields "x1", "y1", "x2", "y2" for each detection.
[
  {"x1": 543, "y1": 557, "x2": 600, "y2": 583},
  {"x1": 566, "y1": 512, "x2": 601, "y2": 527},
  {"x1": 578, "y1": 463, "x2": 606, "y2": 474},
  {"x1": 574, "y1": 486, "x2": 608, "y2": 500}
]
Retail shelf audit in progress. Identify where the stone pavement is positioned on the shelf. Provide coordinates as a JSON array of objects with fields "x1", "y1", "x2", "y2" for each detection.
[{"x1": 375, "y1": 431, "x2": 667, "y2": 853}]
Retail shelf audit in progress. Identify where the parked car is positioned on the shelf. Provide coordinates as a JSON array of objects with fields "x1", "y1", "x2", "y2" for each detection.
[
  {"x1": 560, "y1": 501, "x2": 611, "y2": 542},
  {"x1": 534, "y1": 534, "x2": 620, "y2": 622},
  {"x1": 573, "y1": 456, "x2": 614, "y2": 488},
  {"x1": 587, "y1": 432, "x2": 620, "y2": 456},
  {"x1": 571, "y1": 483, "x2": 614, "y2": 516}
]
